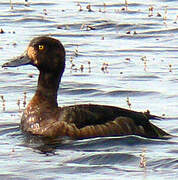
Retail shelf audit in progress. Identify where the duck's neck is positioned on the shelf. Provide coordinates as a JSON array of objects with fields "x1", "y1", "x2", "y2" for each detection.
[{"x1": 31, "y1": 70, "x2": 63, "y2": 108}]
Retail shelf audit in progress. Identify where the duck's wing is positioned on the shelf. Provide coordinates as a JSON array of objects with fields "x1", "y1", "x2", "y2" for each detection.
[
  {"x1": 60, "y1": 104, "x2": 150, "y2": 128},
  {"x1": 57, "y1": 104, "x2": 170, "y2": 139}
]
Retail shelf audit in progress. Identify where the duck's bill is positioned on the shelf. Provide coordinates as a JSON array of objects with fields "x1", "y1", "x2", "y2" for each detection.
[{"x1": 2, "y1": 52, "x2": 31, "y2": 68}]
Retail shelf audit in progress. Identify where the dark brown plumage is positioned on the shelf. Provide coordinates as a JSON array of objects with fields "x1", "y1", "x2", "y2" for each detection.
[{"x1": 2, "y1": 36, "x2": 170, "y2": 139}]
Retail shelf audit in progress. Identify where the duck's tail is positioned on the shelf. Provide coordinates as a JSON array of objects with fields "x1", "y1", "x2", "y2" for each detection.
[
  {"x1": 142, "y1": 111, "x2": 171, "y2": 138},
  {"x1": 148, "y1": 122, "x2": 171, "y2": 139}
]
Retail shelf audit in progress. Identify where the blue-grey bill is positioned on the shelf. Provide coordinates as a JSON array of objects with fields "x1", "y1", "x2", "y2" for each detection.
[{"x1": 2, "y1": 52, "x2": 31, "y2": 68}]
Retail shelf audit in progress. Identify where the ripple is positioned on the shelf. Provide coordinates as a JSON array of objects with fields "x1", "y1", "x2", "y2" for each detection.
[
  {"x1": 0, "y1": 126, "x2": 19, "y2": 136},
  {"x1": 121, "y1": 75, "x2": 160, "y2": 81},
  {"x1": 66, "y1": 152, "x2": 138, "y2": 165},
  {"x1": 53, "y1": 136, "x2": 174, "y2": 151},
  {"x1": 12, "y1": 17, "x2": 55, "y2": 23},
  {"x1": 150, "y1": 158, "x2": 178, "y2": 170},
  {"x1": 105, "y1": 90, "x2": 159, "y2": 97},
  {"x1": 141, "y1": 27, "x2": 178, "y2": 35},
  {"x1": 62, "y1": 88, "x2": 103, "y2": 96},
  {"x1": 0, "y1": 122, "x2": 19, "y2": 136}
]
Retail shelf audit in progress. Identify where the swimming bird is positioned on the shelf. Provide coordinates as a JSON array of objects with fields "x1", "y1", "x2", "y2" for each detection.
[{"x1": 2, "y1": 36, "x2": 170, "y2": 139}]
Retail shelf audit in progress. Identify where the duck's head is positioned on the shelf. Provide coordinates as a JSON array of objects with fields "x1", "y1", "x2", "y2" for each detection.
[{"x1": 2, "y1": 36, "x2": 66, "y2": 73}]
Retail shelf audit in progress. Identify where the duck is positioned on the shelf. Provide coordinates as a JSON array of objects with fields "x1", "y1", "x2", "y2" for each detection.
[{"x1": 2, "y1": 36, "x2": 170, "y2": 139}]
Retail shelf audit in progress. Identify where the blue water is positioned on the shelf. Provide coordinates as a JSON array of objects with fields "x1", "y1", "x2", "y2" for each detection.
[{"x1": 0, "y1": 0, "x2": 178, "y2": 179}]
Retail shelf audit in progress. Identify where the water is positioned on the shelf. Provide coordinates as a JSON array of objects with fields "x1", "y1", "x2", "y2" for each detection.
[{"x1": 0, "y1": 0, "x2": 178, "y2": 179}]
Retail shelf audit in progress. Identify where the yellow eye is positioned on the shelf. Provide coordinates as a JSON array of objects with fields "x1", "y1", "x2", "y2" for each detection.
[{"x1": 38, "y1": 45, "x2": 44, "y2": 50}]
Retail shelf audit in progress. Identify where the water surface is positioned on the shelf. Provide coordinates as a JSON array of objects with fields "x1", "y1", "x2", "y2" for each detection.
[{"x1": 0, "y1": 0, "x2": 178, "y2": 179}]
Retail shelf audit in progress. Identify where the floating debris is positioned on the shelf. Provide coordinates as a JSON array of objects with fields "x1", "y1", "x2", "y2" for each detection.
[
  {"x1": 125, "y1": 58, "x2": 131, "y2": 61},
  {"x1": 12, "y1": 42, "x2": 17, "y2": 47},
  {"x1": 1, "y1": 96, "x2": 6, "y2": 111},
  {"x1": 69, "y1": 59, "x2": 92, "y2": 74},
  {"x1": 86, "y1": 4, "x2": 93, "y2": 12},
  {"x1": 125, "y1": 0, "x2": 128, "y2": 11},
  {"x1": 17, "y1": 99, "x2": 20, "y2": 111},
  {"x1": 101, "y1": 63, "x2": 109, "y2": 73},
  {"x1": 173, "y1": 15, "x2": 178, "y2": 24},
  {"x1": 86, "y1": 25, "x2": 96, "y2": 31},
  {"x1": 24, "y1": 0, "x2": 30, "y2": 7},
  {"x1": 126, "y1": 97, "x2": 131, "y2": 109},
  {"x1": 77, "y1": 3, "x2": 83, "y2": 11},
  {"x1": 43, "y1": 9, "x2": 47, "y2": 15},
  {"x1": 88, "y1": 61, "x2": 91, "y2": 73},
  {"x1": 126, "y1": 31, "x2": 131, "y2": 34},
  {"x1": 80, "y1": 24, "x2": 95, "y2": 31},
  {"x1": 99, "y1": 3, "x2": 106, "y2": 13},
  {"x1": 141, "y1": 56, "x2": 147, "y2": 71},
  {"x1": 103, "y1": 3, "x2": 106, "y2": 13},
  {"x1": 73, "y1": 67, "x2": 78, "y2": 72},
  {"x1": 169, "y1": 64, "x2": 172, "y2": 72},
  {"x1": 163, "y1": 6, "x2": 168, "y2": 20},
  {"x1": 157, "y1": 12, "x2": 162, "y2": 17},
  {"x1": 80, "y1": 24, "x2": 85, "y2": 30},
  {"x1": 163, "y1": 21, "x2": 168, "y2": 28},
  {"x1": 0, "y1": 28, "x2": 4, "y2": 34},
  {"x1": 28, "y1": 74, "x2": 34, "y2": 78},
  {"x1": 9, "y1": 0, "x2": 13, "y2": 9},
  {"x1": 7, "y1": 31, "x2": 15, "y2": 34},
  {"x1": 57, "y1": 25, "x2": 63, "y2": 29},
  {"x1": 126, "y1": 30, "x2": 137, "y2": 35},
  {"x1": 65, "y1": 25, "x2": 70, "y2": 30},
  {"x1": 139, "y1": 148, "x2": 147, "y2": 168},
  {"x1": 23, "y1": 92, "x2": 27, "y2": 107},
  {"x1": 148, "y1": 6, "x2": 154, "y2": 17},
  {"x1": 80, "y1": 65, "x2": 84, "y2": 72},
  {"x1": 70, "y1": 57, "x2": 76, "y2": 71}
]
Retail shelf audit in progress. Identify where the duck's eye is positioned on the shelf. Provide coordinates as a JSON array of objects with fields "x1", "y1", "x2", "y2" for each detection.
[{"x1": 38, "y1": 45, "x2": 44, "y2": 51}]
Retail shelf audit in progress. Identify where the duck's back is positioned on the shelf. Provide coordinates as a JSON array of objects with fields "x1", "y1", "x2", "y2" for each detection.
[{"x1": 58, "y1": 104, "x2": 169, "y2": 139}]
